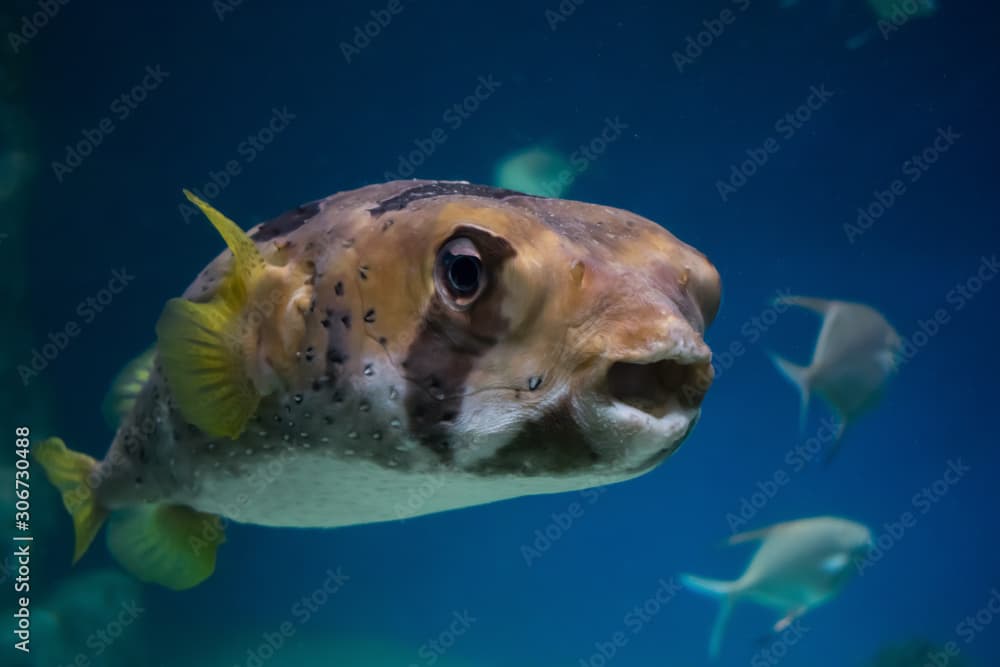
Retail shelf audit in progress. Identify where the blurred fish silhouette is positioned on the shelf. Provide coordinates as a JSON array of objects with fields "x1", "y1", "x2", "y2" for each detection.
[
  {"x1": 682, "y1": 516, "x2": 872, "y2": 660},
  {"x1": 31, "y1": 569, "x2": 145, "y2": 667},
  {"x1": 769, "y1": 296, "x2": 901, "y2": 462},
  {"x1": 780, "y1": 0, "x2": 939, "y2": 50}
]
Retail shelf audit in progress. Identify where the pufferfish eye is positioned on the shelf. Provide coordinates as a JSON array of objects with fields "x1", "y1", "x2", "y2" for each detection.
[{"x1": 435, "y1": 237, "x2": 486, "y2": 309}]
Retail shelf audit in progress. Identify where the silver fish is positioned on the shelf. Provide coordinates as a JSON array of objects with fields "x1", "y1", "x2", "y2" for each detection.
[
  {"x1": 682, "y1": 516, "x2": 872, "y2": 660},
  {"x1": 770, "y1": 295, "x2": 901, "y2": 460}
]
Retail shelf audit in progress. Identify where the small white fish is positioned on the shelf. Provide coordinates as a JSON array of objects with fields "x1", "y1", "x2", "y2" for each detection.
[
  {"x1": 682, "y1": 516, "x2": 872, "y2": 660},
  {"x1": 769, "y1": 295, "x2": 901, "y2": 461}
]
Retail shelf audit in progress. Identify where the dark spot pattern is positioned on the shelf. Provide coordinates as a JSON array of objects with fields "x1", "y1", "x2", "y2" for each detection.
[
  {"x1": 250, "y1": 200, "x2": 323, "y2": 242},
  {"x1": 368, "y1": 182, "x2": 536, "y2": 216}
]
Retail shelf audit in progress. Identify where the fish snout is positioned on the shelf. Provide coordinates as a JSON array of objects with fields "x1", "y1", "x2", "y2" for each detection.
[
  {"x1": 573, "y1": 304, "x2": 715, "y2": 472},
  {"x1": 590, "y1": 293, "x2": 715, "y2": 415}
]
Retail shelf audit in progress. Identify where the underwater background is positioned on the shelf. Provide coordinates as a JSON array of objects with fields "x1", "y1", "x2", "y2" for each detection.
[{"x1": 2, "y1": 0, "x2": 999, "y2": 665}]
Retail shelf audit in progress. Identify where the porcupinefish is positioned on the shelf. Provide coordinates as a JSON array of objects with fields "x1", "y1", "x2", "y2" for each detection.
[
  {"x1": 36, "y1": 180, "x2": 721, "y2": 590},
  {"x1": 769, "y1": 295, "x2": 901, "y2": 461},
  {"x1": 682, "y1": 516, "x2": 872, "y2": 660}
]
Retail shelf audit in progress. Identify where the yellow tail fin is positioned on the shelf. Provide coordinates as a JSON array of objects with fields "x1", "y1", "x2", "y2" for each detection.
[{"x1": 34, "y1": 437, "x2": 108, "y2": 563}]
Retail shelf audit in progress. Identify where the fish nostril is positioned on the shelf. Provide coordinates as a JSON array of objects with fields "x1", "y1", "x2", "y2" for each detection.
[{"x1": 606, "y1": 359, "x2": 713, "y2": 417}]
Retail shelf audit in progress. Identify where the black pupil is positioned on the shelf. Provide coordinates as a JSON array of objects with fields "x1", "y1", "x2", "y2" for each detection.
[{"x1": 446, "y1": 253, "x2": 481, "y2": 295}]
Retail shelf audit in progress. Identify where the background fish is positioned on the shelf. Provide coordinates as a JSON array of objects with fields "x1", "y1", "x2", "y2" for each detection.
[
  {"x1": 769, "y1": 295, "x2": 901, "y2": 460},
  {"x1": 35, "y1": 179, "x2": 720, "y2": 590},
  {"x1": 28, "y1": 569, "x2": 146, "y2": 667},
  {"x1": 682, "y1": 516, "x2": 873, "y2": 660}
]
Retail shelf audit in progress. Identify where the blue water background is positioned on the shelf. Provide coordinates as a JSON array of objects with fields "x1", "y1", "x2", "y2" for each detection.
[{"x1": 20, "y1": 1, "x2": 999, "y2": 665}]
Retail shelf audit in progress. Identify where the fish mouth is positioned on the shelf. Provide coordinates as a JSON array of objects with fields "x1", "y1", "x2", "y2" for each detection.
[
  {"x1": 605, "y1": 355, "x2": 712, "y2": 417},
  {"x1": 583, "y1": 347, "x2": 714, "y2": 470},
  {"x1": 604, "y1": 343, "x2": 715, "y2": 419}
]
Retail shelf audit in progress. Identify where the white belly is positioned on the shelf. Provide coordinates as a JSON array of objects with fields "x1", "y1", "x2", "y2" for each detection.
[{"x1": 182, "y1": 447, "x2": 632, "y2": 528}]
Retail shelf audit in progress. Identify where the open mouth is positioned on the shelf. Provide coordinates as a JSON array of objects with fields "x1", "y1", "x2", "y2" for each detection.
[{"x1": 605, "y1": 357, "x2": 713, "y2": 419}]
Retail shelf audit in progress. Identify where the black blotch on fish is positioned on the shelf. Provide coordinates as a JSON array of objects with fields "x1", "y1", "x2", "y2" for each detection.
[
  {"x1": 402, "y1": 227, "x2": 516, "y2": 460},
  {"x1": 250, "y1": 200, "x2": 323, "y2": 242},
  {"x1": 479, "y1": 400, "x2": 597, "y2": 475},
  {"x1": 335, "y1": 281, "x2": 344, "y2": 296},
  {"x1": 368, "y1": 182, "x2": 536, "y2": 216},
  {"x1": 341, "y1": 314, "x2": 352, "y2": 329},
  {"x1": 363, "y1": 309, "x2": 376, "y2": 323}
]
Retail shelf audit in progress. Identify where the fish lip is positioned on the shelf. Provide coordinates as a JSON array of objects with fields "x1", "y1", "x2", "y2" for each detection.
[
  {"x1": 611, "y1": 336, "x2": 712, "y2": 367},
  {"x1": 601, "y1": 398, "x2": 701, "y2": 434},
  {"x1": 585, "y1": 398, "x2": 702, "y2": 470}
]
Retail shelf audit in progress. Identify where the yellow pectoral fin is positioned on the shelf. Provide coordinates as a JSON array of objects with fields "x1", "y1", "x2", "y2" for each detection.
[
  {"x1": 107, "y1": 505, "x2": 225, "y2": 591},
  {"x1": 156, "y1": 297, "x2": 260, "y2": 439},
  {"x1": 156, "y1": 191, "x2": 270, "y2": 439},
  {"x1": 34, "y1": 437, "x2": 107, "y2": 563}
]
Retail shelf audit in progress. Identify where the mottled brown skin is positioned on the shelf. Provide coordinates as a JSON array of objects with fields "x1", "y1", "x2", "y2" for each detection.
[{"x1": 94, "y1": 180, "x2": 720, "y2": 527}]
